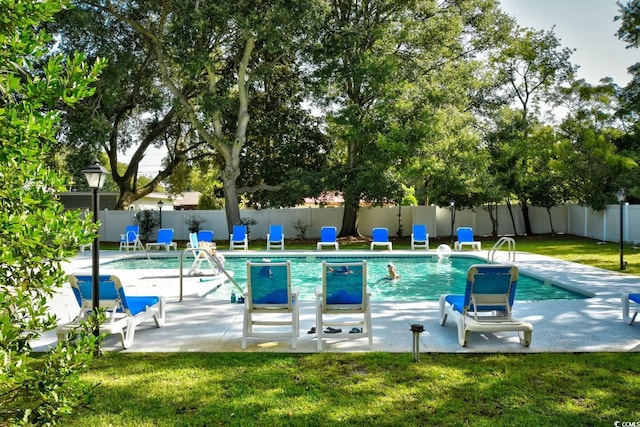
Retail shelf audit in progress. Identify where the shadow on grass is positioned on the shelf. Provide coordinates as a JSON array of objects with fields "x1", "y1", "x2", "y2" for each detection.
[{"x1": 68, "y1": 352, "x2": 640, "y2": 426}]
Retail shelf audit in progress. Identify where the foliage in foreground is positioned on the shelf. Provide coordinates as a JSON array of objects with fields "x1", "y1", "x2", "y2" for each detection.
[
  {"x1": 66, "y1": 352, "x2": 640, "y2": 426},
  {"x1": 0, "y1": 0, "x2": 104, "y2": 424}
]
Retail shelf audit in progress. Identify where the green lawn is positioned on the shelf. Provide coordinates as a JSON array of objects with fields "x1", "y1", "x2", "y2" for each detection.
[{"x1": 66, "y1": 235, "x2": 640, "y2": 426}]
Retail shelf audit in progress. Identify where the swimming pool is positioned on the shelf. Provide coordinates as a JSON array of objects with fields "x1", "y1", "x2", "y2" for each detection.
[{"x1": 104, "y1": 254, "x2": 589, "y2": 302}]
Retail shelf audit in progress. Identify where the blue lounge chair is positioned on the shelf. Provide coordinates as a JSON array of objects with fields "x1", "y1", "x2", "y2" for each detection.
[
  {"x1": 411, "y1": 224, "x2": 429, "y2": 250},
  {"x1": 266, "y1": 224, "x2": 285, "y2": 250},
  {"x1": 370, "y1": 227, "x2": 392, "y2": 251},
  {"x1": 55, "y1": 274, "x2": 165, "y2": 349},
  {"x1": 315, "y1": 261, "x2": 372, "y2": 351},
  {"x1": 454, "y1": 227, "x2": 481, "y2": 250},
  {"x1": 230, "y1": 224, "x2": 248, "y2": 251},
  {"x1": 197, "y1": 230, "x2": 214, "y2": 243},
  {"x1": 317, "y1": 226, "x2": 339, "y2": 250},
  {"x1": 119, "y1": 225, "x2": 144, "y2": 252},
  {"x1": 146, "y1": 228, "x2": 177, "y2": 251},
  {"x1": 439, "y1": 265, "x2": 533, "y2": 347},
  {"x1": 242, "y1": 261, "x2": 299, "y2": 349},
  {"x1": 622, "y1": 293, "x2": 640, "y2": 325}
]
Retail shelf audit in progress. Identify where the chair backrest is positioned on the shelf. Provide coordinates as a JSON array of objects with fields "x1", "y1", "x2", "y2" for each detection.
[
  {"x1": 123, "y1": 225, "x2": 139, "y2": 242},
  {"x1": 372, "y1": 228, "x2": 388, "y2": 242},
  {"x1": 322, "y1": 261, "x2": 367, "y2": 310},
  {"x1": 320, "y1": 226, "x2": 337, "y2": 243},
  {"x1": 464, "y1": 265, "x2": 519, "y2": 315},
  {"x1": 268, "y1": 224, "x2": 283, "y2": 241},
  {"x1": 156, "y1": 228, "x2": 174, "y2": 243},
  {"x1": 412, "y1": 224, "x2": 427, "y2": 240},
  {"x1": 232, "y1": 224, "x2": 247, "y2": 241},
  {"x1": 189, "y1": 232, "x2": 199, "y2": 248},
  {"x1": 197, "y1": 230, "x2": 214, "y2": 242},
  {"x1": 457, "y1": 227, "x2": 474, "y2": 242},
  {"x1": 246, "y1": 261, "x2": 292, "y2": 310},
  {"x1": 69, "y1": 274, "x2": 122, "y2": 311}
]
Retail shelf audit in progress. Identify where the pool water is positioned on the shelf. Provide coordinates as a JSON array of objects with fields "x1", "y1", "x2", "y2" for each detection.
[{"x1": 105, "y1": 255, "x2": 588, "y2": 302}]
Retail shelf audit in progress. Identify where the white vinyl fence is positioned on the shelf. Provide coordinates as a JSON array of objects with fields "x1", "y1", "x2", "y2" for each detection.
[{"x1": 94, "y1": 203, "x2": 638, "y2": 244}]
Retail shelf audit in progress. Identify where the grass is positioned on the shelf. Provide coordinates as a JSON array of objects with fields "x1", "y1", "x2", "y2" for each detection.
[
  {"x1": 65, "y1": 235, "x2": 640, "y2": 426},
  {"x1": 70, "y1": 353, "x2": 640, "y2": 426}
]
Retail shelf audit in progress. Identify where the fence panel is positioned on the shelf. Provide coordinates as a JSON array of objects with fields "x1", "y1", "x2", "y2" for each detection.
[{"x1": 95, "y1": 202, "x2": 638, "y2": 244}]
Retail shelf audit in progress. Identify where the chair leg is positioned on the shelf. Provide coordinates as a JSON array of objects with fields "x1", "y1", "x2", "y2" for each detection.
[
  {"x1": 456, "y1": 317, "x2": 468, "y2": 347},
  {"x1": 242, "y1": 300, "x2": 249, "y2": 349},
  {"x1": 438, "y1": 295, "x2": 448, "y2": 326},
  {"x1": 622, "y1": 294, "x2": 638, "y2": 325},
  {"x1": 121, "y1": 327, "x2": 131, "y2": 349},
  {"x1": 316, "y1": 299, "x2": 323, "y2": 351},
  {"x1": 153, "y1": 298, "x2": 166, "y2": 327},
  {"x1": 519, "y1": 330, "x2": 532, "y2": 347}
]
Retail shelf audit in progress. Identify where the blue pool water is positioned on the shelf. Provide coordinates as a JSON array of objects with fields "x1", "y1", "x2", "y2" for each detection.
[{"x1": 104, "y1": 254, "x2": 588, "y2": 302}]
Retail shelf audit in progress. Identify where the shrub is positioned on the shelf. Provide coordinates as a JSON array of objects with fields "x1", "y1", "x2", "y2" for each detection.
[{"x1": 0, "y1": 1, "x2": 104, "y2": 424}]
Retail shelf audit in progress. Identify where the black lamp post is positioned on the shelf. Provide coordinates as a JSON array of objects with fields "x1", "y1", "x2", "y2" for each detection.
[
  {"x1": 81, "y1": 159, "x2": 108, "y2": 337},
  {"x1": 157, "y1": 200, "x2": 164, "y2": 228},
  {"x1": 617, "y1": 188, "x2": 627, "y2": 270},
  {"x1": 449, "y1": 198, "x2": 455, "y2": 245}
]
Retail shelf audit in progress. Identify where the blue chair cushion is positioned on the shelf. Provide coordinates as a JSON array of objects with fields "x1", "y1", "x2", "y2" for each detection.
[
  {"x1": 123, "y1": 296, "x2": 160, "y2": 316},
  {"x1": 444, "y1": 294, "x2": 506, "y2": 313},
  {"x1": 629, "y1": 294, "x2": 640, "y2": 304},
  {"x1": 254, "y1": 289, "x2": 288, "y2": 305},
  {"x1": 327, "y1": 290, "x2": 362, "y2": 304}
]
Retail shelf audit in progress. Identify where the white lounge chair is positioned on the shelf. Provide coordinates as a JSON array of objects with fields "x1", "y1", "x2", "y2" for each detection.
[
  {"x1": 266, "y1": 224, "x2": 285, "y2": 250},
  {"x1": 188, "y1": 232, "x2": 221, "y2": 276},
  {"x1": 454, "y1": 227, "x2": 481, "y2": 250},
  {"x1": 230, "y1": 224, "x2": 248, "y2": 251},
  {"x1": 439, "y1": 264, "x2": 532, "y2": 347},
  {"x1": 119, "y1": 225, "x2": 144, "y2": 252},
  {"x1": 317, "y1": 226, "x2": 339, "y2": 250},
  {"x1": 370, "y1": 227, "x2": 392, "y2": 251},
  {"x1": 622, "y1": 293, "x2": 640, "y2": 325},
  {"x1": 55, "y1": 274, "x2": 165, "y2": 349},
  {"x1": 146, "y1": 228, "x2": 177, "y2": 251},
  {"x1": 242, "y1": 261, "x2": 299, "y2": 349},
  {"x1": 315, "y1": 261, "x2": 372, "y2": 351},
  {"x1": 411, "y1": 224, "x2": 429, "y2": 250}
]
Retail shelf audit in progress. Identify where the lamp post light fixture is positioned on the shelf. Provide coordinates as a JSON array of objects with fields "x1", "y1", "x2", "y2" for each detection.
[
  {"x1": 81, "y1": 159, "x2": 108, "y2": 337},
  {"x1": 157, "y1": 200, "x2": 164, "y2": 228},
  {"x1": 449, "y1": 198, "x2": 455, "y2": 245},
  {"x1": 617, "y1": 188, "x2": 627, "y2": 270}
]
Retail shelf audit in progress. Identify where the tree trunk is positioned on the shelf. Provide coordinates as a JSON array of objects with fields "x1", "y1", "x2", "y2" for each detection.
[
  {"x1": 546, "y1": 207, "x2": 555, "y2": 234},
  {"x1": 222, "y1": 173, "x2": 241, "y2": 232},
  {"x1": 339, "y1": 204, "x2": 360, "y2": 237},
  {"x1": 115, "y1": 191, "x2": 136, "y2": 210},
  {"x1": 485, "y1": 202, "x2": 499, "y2": 237},
  {"x1": 521, "y1": 199, "x2": 533, "y2": 235},
  {"x1": 506, "y1": 198, "x2": 518, "y2": 236}
]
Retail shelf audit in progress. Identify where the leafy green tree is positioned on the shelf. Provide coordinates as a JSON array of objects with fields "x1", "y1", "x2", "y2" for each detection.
[
  {"x1": 490, "y1": 26, "x2": 576, "y2": 234},
  {"x1": 85, "y1": 0, "x2": 325, "y2": 229},
  {"x1": 555, "y1": 79, "x2": 638, "y2": 208},
  {"x1": 53, "y1": 4, "x2": 202, "y2": 209},
  {"x1": 309, "y1": 0, "x2": 420, "y2": 236},
  {"x1": 398, "y1": 0, "x2": 514, "y2": 215},
  {"x1": 0, "y1": 0, "x2": 104, "y2": 423}
]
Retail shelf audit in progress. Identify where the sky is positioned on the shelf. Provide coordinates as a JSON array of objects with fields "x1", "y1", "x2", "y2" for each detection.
[
  {"x1": 499, "y1": 0, "x2": 634, "y2": 86},
  {"x1": 130, "y1": 1, "x2": 638, "y2": 175}
]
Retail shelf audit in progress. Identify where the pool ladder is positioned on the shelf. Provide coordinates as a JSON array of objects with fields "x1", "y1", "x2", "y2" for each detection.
[
  {"x1": 178, "y1": 247, "x2": 243, "y2": 302},
  {"x1": 488, "y1": 237, "x2": 516, "y2": 263}
]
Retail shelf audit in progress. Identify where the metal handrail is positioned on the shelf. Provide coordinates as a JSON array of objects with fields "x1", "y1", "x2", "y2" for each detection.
[
  {"x1": 179, "y1": 247, "x2": 243, "y2": 302},
  {"x1": 488, "y1": 237, "x2": 516, "y2": 262}
]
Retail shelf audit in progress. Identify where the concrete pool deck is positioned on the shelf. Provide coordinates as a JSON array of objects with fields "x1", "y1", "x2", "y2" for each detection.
[{"x1": 33, "y1": 249, "x2": 640, "y2": 353}]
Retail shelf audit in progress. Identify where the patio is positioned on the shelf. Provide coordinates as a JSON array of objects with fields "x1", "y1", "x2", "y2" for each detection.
[{"x1": 33, "y1": 250, "x2": 640, "y2": 353}]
